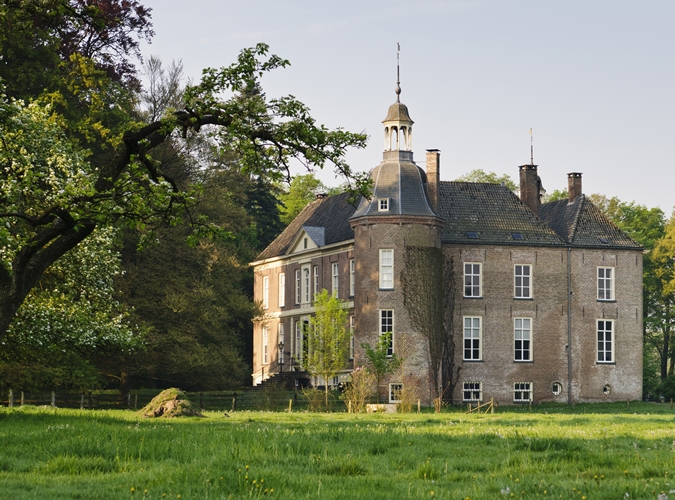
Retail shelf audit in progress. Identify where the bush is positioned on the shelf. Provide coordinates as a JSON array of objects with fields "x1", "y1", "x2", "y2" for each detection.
[
  {"x1": 340, "y1": 367, "x2": 375, "y2": 413},
  {"x1": 655, "y1": 375, "x2": 675, "y2": 402}
]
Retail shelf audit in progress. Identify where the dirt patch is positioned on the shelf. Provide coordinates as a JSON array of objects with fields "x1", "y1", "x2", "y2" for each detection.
[{"x1": 138, "y1": 388, "x2": 204, "y2": 418}]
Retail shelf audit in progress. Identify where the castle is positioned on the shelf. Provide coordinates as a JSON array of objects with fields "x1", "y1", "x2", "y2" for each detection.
[{"x1": 250, "y1": 82, "x2": 643, "y2": 405}]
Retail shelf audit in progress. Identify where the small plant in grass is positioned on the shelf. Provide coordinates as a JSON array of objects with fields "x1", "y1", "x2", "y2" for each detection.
[
  {"x1": 302, "y1": 387, "x2": 326, "y2": 412},
  {"x1": 340, "y1": 366, "x2": 375, "y2": 413}
]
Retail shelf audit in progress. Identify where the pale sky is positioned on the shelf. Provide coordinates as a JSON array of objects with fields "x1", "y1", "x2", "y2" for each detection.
[{"x1": 139, "y1": 0, "x2": 675, "y2": 213}]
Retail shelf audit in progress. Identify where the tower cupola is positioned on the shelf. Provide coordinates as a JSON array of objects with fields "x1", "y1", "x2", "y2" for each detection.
[{"x1": 382, "y1": 57, "x2": 414, "y2": 152}]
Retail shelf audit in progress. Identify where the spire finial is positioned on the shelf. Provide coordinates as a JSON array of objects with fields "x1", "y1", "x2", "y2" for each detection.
[
  {"x1": 529, "y1": 127, "x2": 534, "y2": 164},
  {"x1": 395, "y1": 42, "x2": 401, "y2": 102}
]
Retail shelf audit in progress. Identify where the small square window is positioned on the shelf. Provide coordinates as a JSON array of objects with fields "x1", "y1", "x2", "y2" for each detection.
[
  {"x1": 379, "y1": 198, "x2": 390, "y2": 211},
  {"x1": 463, "y1": 382, "x2": 482, "y2": 402},
  {"x1": 552, "y1": 382, "x2": 562, "y2": 396},
  {"x1": 466, "y1": 231, "x2": 479, "y2": 239},
  {"x1": 514, "y1": 382, "x2": 532, "y2": 403},
  {"x1": 389, "y1": 383, "x2": 402, "y2": 403},
  {"x1": 512, "y1": 233, "x2": 524, "y2": 240}
]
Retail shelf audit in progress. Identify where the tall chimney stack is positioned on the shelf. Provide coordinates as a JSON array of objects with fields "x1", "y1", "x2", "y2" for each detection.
[
  {"x1": 567, "y1": 172, "x2": 582, "y2": 203},
  {"x1": 519, "y1": 164, "x2": 539, "y2": 215},
  {"x1": 426, "y1": 149, "x2": 440, "y2": 212}
]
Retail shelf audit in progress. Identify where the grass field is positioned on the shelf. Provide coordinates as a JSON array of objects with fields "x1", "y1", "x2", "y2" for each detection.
[{"x1": 2, "y1": 403, "x2": 675, "y2": 499}]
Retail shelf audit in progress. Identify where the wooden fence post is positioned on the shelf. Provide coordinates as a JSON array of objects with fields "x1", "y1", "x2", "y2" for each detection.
[
  {"x1": 127, "y1": 393, "x2": 131, "y2": 409},
  {"x1": 51, "y1": 391, "x2": 56, "y2": 407},
  {"x1": 20, "y1": 391, "x2": 24, "y2": 406},
  {"x1": 232, "y1": 392, "x2": 237, "y2": 411},
  {"x1": 134, "y1": 394, "x2": 138, "y2": 410},
  {"x1": 199, "y1": 392, "x2": 204, "y2": 411},
  {"x1": 80, "y1": 393, "x2": 84, "y2": 410},
  {"x1": 288, "y1": 399, "x2": 292, "y2": 412},
  {"x1": 88, "y1": 392, "x2": 93, "y2": 410},
  {"x1": 417, "y1": 399, "x2": 421, "y2": 413},
  {"x1": 9, "y1": 390, "x2": 13, "y2": 407},
  {"x1": 491, "y1": 398, "x2": 494, "y2": 414}
]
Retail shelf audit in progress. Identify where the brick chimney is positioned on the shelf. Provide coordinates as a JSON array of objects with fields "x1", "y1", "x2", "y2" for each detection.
[
  {"x1": 519, "y1": 164, "x2": 539, "y2": 215},
  {"x1": 425, "y1": 149, "x2": 440, "y2": 212},
  {"x1": 567, "y1": 172, "x2": 582, "y2": 203}
]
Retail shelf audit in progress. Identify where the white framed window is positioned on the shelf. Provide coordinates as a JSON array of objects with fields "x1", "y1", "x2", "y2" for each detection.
[
  {"x1": 349, "y1": 259, "x2": 355, "y2": 296},
  {"x1": 380, "y1": 309, "x2": 394, "y2": 356},
  {"x1": 389, "y1": 383, "x2": 402, "y2": 403},
  {"x1": 552, "y1": 382, "x2": 562, "y2": 396},
  {"x1": 514, "y1": 317, "x2": 532, "y2": 361},
  {"x1": 514, "y1": 264, "x2": 531, "y2": 299},
  {"x1": 597, "y1": 319, "x2": 614, "y2": 363},
  {"x1": 463, "y1": 316, "x2": 481, "y2": 361},
  {"x1": 463, "y1": 382, "x2": 482, "y2": 402},
  {"x1": 262, "y1": 276, "x2": 269, "y2": 309},
  {"x1": 464, "y1": 263, "x2": 481, "y2": 298},
  {"x1": 278, "y1": 273, "x2": 285, "y2": 308},
  {"x1": 379, "y1": 198, "x2": 390, "y2": 211},
  {"x1": 313, "y1": 266, "x2": 319, "y2": 295},
  {"x1": 332, "y1": 262, "x2": 339, "y2": 297},
  {"x1": 295, "y1": 269, "x2": 301, "y2": 305},
  {"x1": 278, "y1": 323, "x2": 284, "y2": 363},
  {"x1": 295, "y1": 320, "x2": 303, "y2": 361},
  {"x1": 379, "y1": 249, "x2": 394, "y2": 289},
  {"x1": 303, "y1": 266, "x2": 311, "y2": 303},
  {"x1": 349, "y1": 315, "x2": 355, "y2": 360},
  {"x1": 514, "y1": 382, "x2": 532, "y2": 403},
  {"x1": 598, "y1": 267, "x2": 614, "y2": 301},
  {"x1": 262, "y1": 326, "x2": 269, "y2": 365}
]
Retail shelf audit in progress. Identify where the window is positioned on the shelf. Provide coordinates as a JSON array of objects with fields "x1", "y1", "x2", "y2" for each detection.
[
  {"x1": 349, "y1": 315, "x2": 355, "y2": 360},
  {"x1": 278, "y1": 273, "x2": 285, "y2": 308},
  {"x1": 464, "y1": 263, "x2": 481, "y2": 297},
  {"x1": 295, "y1": 270, "x2": 301, "y2": 305},
  {"x1": 295, "y1": 320, "x2": 303, "y2": 361},
  {"x1": 514, "y1": 318, "x2": 532, "y2": 361},
  {"x1": 379, "y1": 198, "x2": 389, "y2": 211},
  {"x1": 380, "y1": 309, "x2": 394, "y2": 356},
  {"x1": 514, "y1": 382, "x2": 532, "y2": 403},
  {"x1": 379, "y1": 249, "x2": 394, "y2": 289},
  {"x1": 598, "y1": 267, "x2": 614, "y2": 300},
  {"x1": 332, "y1": 262, "x2": 339, "y2": 297},
  {"x1": 313, "y1": 266, "x2": 319, "y2": 295},
  {"x1": 262, "y1": 327, "x2": 269, "y2": 365},
  {"x1": 303, "y1": 237, "x2": 308, "y2": 249},
  {"x1": 349, "y1": 259, "x2": 355, "y2": 296},
  {"x1": 514, "y1": 265, "x2": 531, "y2": 299},
  {"x1": 603, "y1": 384, "x2": 611, "y2": 396},
  {"x1": 262, "y1": 276, "x2": 269, "y2": 309},
  {"x1": 278, "y1": 323, "x2": 284, "y2": 363},
  {"x1": 511, "y1": 233, "x2": 524, "y2": 240},
  {"x1": 466, "y1": 231, "x2": 478, "y2": 239},
  {"x1": 389, "y1": 383, "x2": 402, "y2": 403},
  {"x1": 597, "y1": 320, "x2": 614, "y2": 363},
  {"x1": 552, "y1": 382, "x2": 562, "y2": 396},
  {"x1": 463, "y1": 316, "x2": 481, "y2": 360},
  {"x1": 463, "y1": 382, "x2": 482, "y2": 402},
  {"x1": 303, "y1": 266, "x2": 311, "y2": 303}
]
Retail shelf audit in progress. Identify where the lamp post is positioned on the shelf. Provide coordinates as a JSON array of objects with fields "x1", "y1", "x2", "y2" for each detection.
[{"x1": 278, "y1": 341, "x2": 284, "y2": 385}]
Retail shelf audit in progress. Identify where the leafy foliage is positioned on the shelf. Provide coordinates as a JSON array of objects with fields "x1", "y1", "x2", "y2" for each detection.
[
  {"x1": 454, "y1": 169, "x2": 518, "y2": 193},
  {"x1": 361, "y1": 332, "x2": 401, "y2": 404}
]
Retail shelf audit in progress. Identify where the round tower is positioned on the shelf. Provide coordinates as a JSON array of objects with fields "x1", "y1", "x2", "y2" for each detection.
[{"x1": 350, "y1": 78, "x2": 445, "y2": 405}]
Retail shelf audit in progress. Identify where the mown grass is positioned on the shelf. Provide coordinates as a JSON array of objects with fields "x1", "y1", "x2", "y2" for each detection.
[{"x1": 2, "y1": 403, "x2": 675, "y2": 499}]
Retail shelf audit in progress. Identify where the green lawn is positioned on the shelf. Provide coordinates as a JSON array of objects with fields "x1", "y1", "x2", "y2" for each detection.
[{"x1": 2, "y1": 403, "x2": 675, "y2": 499}]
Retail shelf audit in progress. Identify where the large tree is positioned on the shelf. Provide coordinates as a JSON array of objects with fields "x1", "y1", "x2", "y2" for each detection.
[{"x1": 0, "y1": 42, "x2": 368, "y2": 339}]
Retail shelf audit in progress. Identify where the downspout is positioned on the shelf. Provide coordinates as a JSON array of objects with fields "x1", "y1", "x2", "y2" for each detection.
[{"x1": 567, "y1": 246, "x2": 573, "y2": 404}]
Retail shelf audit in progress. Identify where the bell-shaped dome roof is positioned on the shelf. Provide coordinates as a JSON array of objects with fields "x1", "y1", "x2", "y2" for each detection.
[{"x1": 383, "y1": 102, "x2": 413, "y2": 124}]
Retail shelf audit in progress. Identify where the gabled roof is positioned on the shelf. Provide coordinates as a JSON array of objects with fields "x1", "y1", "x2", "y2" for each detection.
[
  {"x1": 438, "y1": 182, "x2": 565, "y2": 246},
  {"x1": 538, "y1": 196, "x2": 641, "y2": 249},
  {"x1": 302, "y1": 226, "x2": 325, "y2": 247},
  {"x1": 256, "y1": 193, "x2": 357, "y2": 261}
]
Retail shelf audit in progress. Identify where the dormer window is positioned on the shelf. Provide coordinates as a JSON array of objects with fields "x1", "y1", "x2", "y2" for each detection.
[{"x1": 379, "y1": 198, "x2": 390, "y2": 212}]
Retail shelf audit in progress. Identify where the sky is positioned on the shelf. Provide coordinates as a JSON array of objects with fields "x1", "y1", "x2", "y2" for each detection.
[{"x1": 138, "y1": 0, "x2": 675, "y2": 212}]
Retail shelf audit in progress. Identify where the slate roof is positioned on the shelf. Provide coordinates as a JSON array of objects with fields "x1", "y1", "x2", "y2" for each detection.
[
  {"x1": 538, "y1": 196, "x2": 641, "y2": 249},
  {"x1": 351, "y1": 151, "x2": 439, "y2": 219},
  {"x1": 255, "y1": 192, "x2": 357, "y2": 261},
  {"x1": 438, "y1": 182, "x2": 565, "y2": 246}
]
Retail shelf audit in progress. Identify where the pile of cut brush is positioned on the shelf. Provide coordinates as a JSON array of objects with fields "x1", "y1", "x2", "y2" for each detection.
[{"x1": 138, "y1": 388, "x2": 204, "y2": 418}]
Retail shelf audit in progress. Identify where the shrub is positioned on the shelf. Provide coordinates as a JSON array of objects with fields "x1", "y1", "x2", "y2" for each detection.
[{"x1": 340, "y1": 367, "x2": 375, "y2": 413}]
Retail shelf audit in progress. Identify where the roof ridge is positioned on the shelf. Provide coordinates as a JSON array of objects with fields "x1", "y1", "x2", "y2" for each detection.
[{"x1": 567, "y1": 195, "x2": 585, "y2": 243}]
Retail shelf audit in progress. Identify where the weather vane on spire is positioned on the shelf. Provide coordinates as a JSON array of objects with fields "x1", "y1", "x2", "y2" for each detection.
[{"x1": 395, "y1": 42, "x2": 401, "y2": 102}]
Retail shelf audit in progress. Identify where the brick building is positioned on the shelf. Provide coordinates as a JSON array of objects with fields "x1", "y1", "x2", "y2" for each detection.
[{"x1": 250, "y1": 87, "x2": 643, "y2": 405}]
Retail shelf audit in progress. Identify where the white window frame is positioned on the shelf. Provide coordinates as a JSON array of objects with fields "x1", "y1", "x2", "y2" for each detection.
[
  {"x1": 514, "y1": 264, "x2": 532, "y2": 299},
  {"x1": 464, "y1": 262, "x2": 482, "y2": 298},
  {"x1": 389, "y1": 383, "x2": 402, "y2": 403},
  {"x1": 380, "y1": 309, "x2": 394, "y2": 356},
  {"x1": 379, "y1": 198, "x2": 390, "y2": 212},
  {"x1": 278, "y1": 323, "x2": 284, "y2": 363},
  {"x1": 349, "y1": 258, "x2": 355, "y2": 296},
  {"x1": 513, "y1": 382, "x2": 532, "y2": 403},
  {"x1": 303, "y1": 266, "x2": 311, "y2": 304},
  {"x1": 278, "y1": 273, "x2": 285, "y2": 308},
  {"x1": 463, "y1": 381, "x2": 482, "y2": 402},
  {"x1": 332, "y1": 262, "x2": 339, "y2": 297},
  {"x1": 313, "y1": 265, "x2": 319, "y2": 295},
  {"x1": 349, "y1": 315, "x2": 355, "y2": 360},
  {"x1": 295, "y1": 269, "x2": 301, "y2": 305},
  {"x1": 463, "y1": 316, "x2": 482, "y2": 361},
  {"x1": 598, "y1": 267, "x2": 614, "y2": 301},
  {"x1": 514, "y1": 317, "x2": 532, "y2": 362},
  {"x1": 262, "y1": 276, "x2": 269, "y2": 309},
  {"x1": 295, "y1": 320, "x2": 303, "y2": 361},
  {"x1": 379, "y1": 249, "x2": 394, "y2": 289},
  {"x1": 597, "y1": 319, "x2": 614, "y2": 363},
  {"x1": 262, "y1": 326, "x2": 269, "y2": 365}
]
